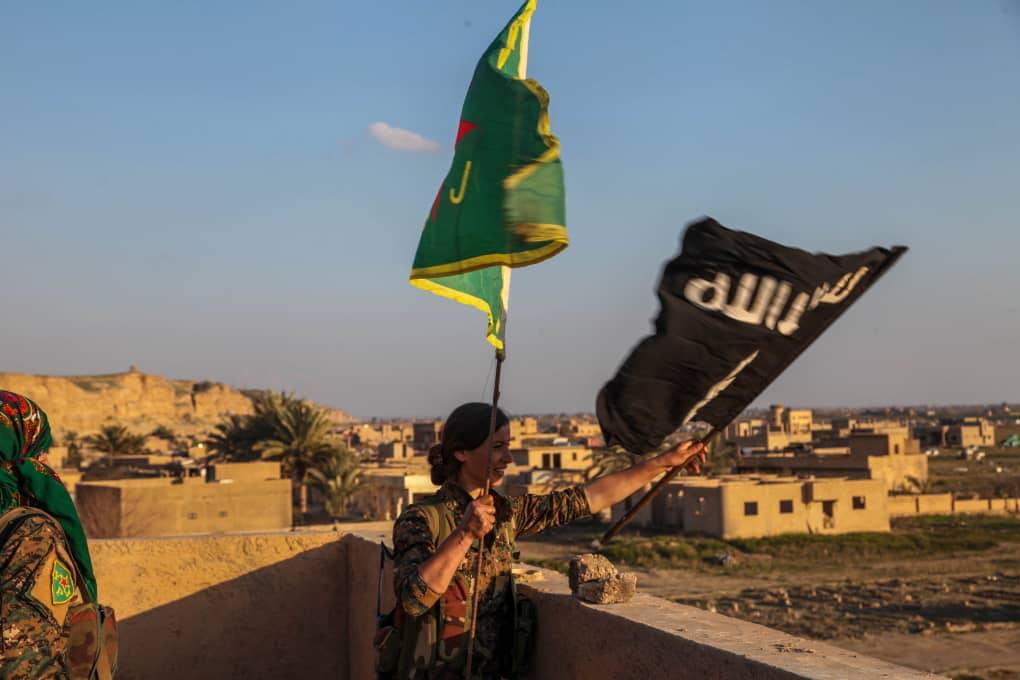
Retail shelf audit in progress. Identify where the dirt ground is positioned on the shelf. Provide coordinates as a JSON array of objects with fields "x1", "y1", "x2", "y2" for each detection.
[{"x1": 518, "y1": 522, "x2": 1020, "y2": 680}]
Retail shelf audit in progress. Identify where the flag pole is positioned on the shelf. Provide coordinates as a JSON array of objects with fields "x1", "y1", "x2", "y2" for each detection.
[
  {"x1": 600, "y1": 246, "x2": 909, "y2": 544},
  {"x1": 464, "y1": 347, "x2": 505, "y2": 679},
  {"x1": 600, "y1": 427, "x2": 719, "y2": 544}
]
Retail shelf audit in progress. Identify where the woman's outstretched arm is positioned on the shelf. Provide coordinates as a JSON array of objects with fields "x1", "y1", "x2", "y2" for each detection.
[{"x1": 583, "y1": 440, "x2": 706, "y2": 514}]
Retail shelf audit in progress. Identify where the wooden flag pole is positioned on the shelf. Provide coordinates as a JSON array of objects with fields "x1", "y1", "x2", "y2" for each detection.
[{"x1": 464, "y1": 348, "x2": 505, "y2": 679}]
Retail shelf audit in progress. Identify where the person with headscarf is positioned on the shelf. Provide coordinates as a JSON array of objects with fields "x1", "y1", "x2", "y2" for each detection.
[{"x1": 0, "y1": 390, "x2": 99, "y2": 678}]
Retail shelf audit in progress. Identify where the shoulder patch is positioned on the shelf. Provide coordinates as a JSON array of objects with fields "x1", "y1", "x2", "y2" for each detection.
[{"x1": 51, "y1": 559, "x2": 75, "y2": 605}]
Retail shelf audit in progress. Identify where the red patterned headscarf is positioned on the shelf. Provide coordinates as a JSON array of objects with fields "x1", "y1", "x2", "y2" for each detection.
[{"x1": 0, "y1": 390, "x2": 97, "y2": 600}]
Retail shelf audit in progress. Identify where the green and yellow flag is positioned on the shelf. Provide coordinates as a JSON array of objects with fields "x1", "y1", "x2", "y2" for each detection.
[{"x1": 409, "y1": 0, "x2": 567, "y2": 350}]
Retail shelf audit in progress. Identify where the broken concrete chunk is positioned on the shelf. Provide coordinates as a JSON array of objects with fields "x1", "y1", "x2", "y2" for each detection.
[
  {"x1": 575, "y1": 572, "x2": 638, "y2": 605},
  {"x1": 568, "y1": 553, "x2": 637, "y2": 604},
  {"x1": 568, "y1": 553, "x2": 617, "y2": 592}
]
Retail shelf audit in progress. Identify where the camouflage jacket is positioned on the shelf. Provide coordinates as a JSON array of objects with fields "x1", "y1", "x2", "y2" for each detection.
[
  {"x1": 392, "y1": 481, "x2": 591, "y2": 678},
  {"x1": 0, "y1": 511, "x2": 84, "y2": 679}
]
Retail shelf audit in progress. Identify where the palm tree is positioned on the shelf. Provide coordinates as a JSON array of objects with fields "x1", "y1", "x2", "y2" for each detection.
[
  {"x1": 205, "y1": 392, "x2": 280, "y2": 461},
  {"x1": 306, "y1": 448, "x2": 363, "y2": 519},
  {"x1": 87, "y1": 425, "x2": 146, "y2": 465},
  {"x1": 903, "y1": 475, "x2": 934, "y2": 494},
  {"x1": 206, "y1": 414, "x2": 258, "y2": 461},
  {"x1": 149, "y1": 425, "x2": 177, "y2": 442},
  {"x1": 62, "y1": 431, "x2": 84, "y2": 469},
  {"x1": 255, "y1": 394, "x2": 338, "y2": 519}
]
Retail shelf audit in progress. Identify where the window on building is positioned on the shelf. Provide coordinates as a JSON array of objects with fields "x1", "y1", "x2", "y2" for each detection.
[
  {"x1": 779, "y1": 499, "x2": 794, "y2": 514},
  {"x1": 822, "y1": 500, "x2": 836, "y2": 529},
  {"x1": 694, "y1": 496, "x2": 705, "y2": 517},
  {"x1": 572, "y1": 452, "x2": 577, "y2": 461},
  {"x1": 187, "y1": 512, "x2": 198, "y2": 520},
  {"x1": 744, "y1": 501, "x2": 758, "y2": 516},
  {"x1": 553, "y1": 453, "x2": 562, "y2": 468},
  {"x1": 218, "y1": 510, "x2": 228, "y2": 518},
  {"x1": 852, "y1": 495, "x2": 866, "y2": 510},
  {"x1": 894, "y1": 444, "x2": 900, "y2": 454},
  {"x1": 542, "y1": 453, "x2": 551, "y2": 468}
]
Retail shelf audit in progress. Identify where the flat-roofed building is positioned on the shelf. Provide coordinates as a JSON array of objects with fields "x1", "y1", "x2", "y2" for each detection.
[
  {"x1": 208, "y1": 461, "x2": 282, "y2": 483},
  {"x1": 350, "y1": 470, "x2": 436, "y2": 521},
  {"x1": 413, "y1": 420, "x2": 443, "y2": 451},
  {"x1": 785, "y1": 409, "x2": 813, "y2": 437},
  {"x1": 378, "y1": 441, "x2": 413, "y2": 461},
  {"x1": 511, "y1": 444, "x2": 591, "y2": 471},
  {"x1": 682, "y1": 476, "x2": 889, "y2": 539},
  {"x1": 76, "y1": 465, "x2": 291, "y2": 538},
  {"x1": 736, "y1": 447, "x2": 927, "y2": 492},
  {"x1": 945, "y1": 417, "x2": 996, "y2": 448},
  {"x1": 502, "y1": 467, "x2": 586, "y2": 497}
]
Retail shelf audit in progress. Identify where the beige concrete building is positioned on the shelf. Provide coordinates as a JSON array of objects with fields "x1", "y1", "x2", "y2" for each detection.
[
  {"x1": 511, "y1": 416, "x2": 539, "y2": 436},
  {"x1": 610, "y1": 475, "x2": 890, "y2": 538},
  {"x1": 734, "y1": 424, "x2": 927, "y2": 492},
  {"x1": 608, "y1": 480, "x2": 684, "y2": 530},
  {"x1": 378, "y1": 441, "x2": 413, "y2": 461},
  {"x1": 503, "y1": 467, "x2": 586, "y2": 498},
  {"x1": 848, "y1": 430, "x2": 919, "y2": 457},
  {"x1": 207, "y1": 461, "x2": 282, "y2": 483},
  {"x1": 349, "y1": 470, "x2": 436, "y2": 521},
  {"x1": 736, "y1": 448, "x2": 927, "y2": 492},
  {"x1": 830, "y1": 417, "x2": 908, "y2": 438},
  {"x1": 77, "y1": 462, "x2": 291, "y2": 538},
  {"x1": 412, "y1": 420, "x2": 442, "y2": 451},
  {"x1": 509, "y1": 417, "x2": 541, "y2": 447},
  {"x1": 511, "y1": 444, "x2": 592, "y2": 471},
  {"x1": 727, "y1": 406, "x2": 816, "y2": 451},
  {"x1": 346, "y1": 422, "x2": 414, "y2": 447},
  {"x1": 785, "y1": 409, "x2": 813, "y2": 437},
  {"x1": 945, "y1": 417, "x2": 996, "y2": 448},
  {"x1": 681, "y1": 476, "x2": 889, "y2": 539},
  {"x1": 558, "y1": 419, "x2": 601, "y2": 438}
]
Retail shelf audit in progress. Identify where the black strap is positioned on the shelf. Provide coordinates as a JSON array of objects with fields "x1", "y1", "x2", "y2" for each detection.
[{"x1": 376, "y1": 541, "x2": 394, "y2": 620}]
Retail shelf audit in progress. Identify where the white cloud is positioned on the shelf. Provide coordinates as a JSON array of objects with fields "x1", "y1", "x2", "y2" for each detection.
[{"x1": 367, "y1": 121, "x2": 440, "y2": 153}]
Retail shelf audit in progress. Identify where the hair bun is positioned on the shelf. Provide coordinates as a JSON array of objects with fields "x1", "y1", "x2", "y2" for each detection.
[{"x1": 427, "y1": 443, "x2": 444, "y2": 466}]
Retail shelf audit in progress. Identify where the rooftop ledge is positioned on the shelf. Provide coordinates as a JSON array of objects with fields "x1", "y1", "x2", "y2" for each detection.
[{"x1": 91, "y1": 523, "x2": 940, "y2": 680}]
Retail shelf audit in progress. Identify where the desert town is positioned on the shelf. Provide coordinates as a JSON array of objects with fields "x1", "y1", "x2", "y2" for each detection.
[
  {"x1": 6, "y1": 369, "x2": 1015, "y2": 542},
  {"x1": 5, "y1": 1, "x2": 1016, "y2": 678},
  {"x1": 2, "y1": 368, "x2": 1018, "y2": 678}
]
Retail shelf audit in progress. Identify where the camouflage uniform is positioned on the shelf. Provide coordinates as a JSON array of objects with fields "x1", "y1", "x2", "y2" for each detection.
[
  {"x1": 393, "y1": 481, "x2": 590, "y2": 679},
  {"x1": 0, "y1": 512, "x2": 83, "y2": 679}
]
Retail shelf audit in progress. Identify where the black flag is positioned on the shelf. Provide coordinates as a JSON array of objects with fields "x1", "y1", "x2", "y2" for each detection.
[{"x1": 597, "y1": 217, "x2": 907, "y2": 455}]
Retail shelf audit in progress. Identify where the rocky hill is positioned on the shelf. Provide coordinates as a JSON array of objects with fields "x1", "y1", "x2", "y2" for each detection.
[{"x1": 0, "y1": 368, "x2": 351, "y2": 436}]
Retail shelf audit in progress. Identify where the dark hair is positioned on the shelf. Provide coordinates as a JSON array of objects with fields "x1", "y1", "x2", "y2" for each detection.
[{"x1": 428, "y1": 402, "x2": 510, "y2": 486}]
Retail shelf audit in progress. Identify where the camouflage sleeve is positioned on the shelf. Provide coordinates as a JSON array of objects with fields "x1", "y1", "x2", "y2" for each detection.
[
  {"x1": 510, "y1": 486, "x2": 592, "y2": 538},
  {"x1": 392, "y1": 506, "x2": 442, "y2": 617},
  {"x1": 0, "y1": 515, "x2": 76, "y2": 679}
]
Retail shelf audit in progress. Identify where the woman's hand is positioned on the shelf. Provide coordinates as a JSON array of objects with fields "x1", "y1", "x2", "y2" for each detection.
[
  {"x1": 655, "y1": 439, "x2": 707, "y2": 474},
  {"x1": 458, "y1": 494, "x2": 496, "y2": 541}
]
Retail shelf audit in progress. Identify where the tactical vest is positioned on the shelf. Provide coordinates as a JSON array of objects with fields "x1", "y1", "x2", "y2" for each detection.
[
  {"x1": 0, "y1": 507, "x2": 118, "y2": 680},
  {"x1": 376, "y1": 498, "x2": 534, "y2": 680}
]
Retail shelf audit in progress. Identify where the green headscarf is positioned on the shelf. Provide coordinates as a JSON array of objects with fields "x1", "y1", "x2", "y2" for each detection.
[{"x1": 0, "y1": 390, "x2": 97, "y2": 601}]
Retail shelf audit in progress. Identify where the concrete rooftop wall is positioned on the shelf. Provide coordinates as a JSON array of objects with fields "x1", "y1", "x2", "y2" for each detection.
[{"x1": 90, "y1": 525, "x2": 939, "y2": 680}]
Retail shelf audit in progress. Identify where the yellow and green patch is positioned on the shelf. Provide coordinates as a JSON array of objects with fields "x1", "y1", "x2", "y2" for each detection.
[{"x1": 51, "y1": 559, "x2": 75, "y2": 604}]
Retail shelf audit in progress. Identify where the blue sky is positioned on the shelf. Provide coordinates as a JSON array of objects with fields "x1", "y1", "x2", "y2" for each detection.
[{"x1": 2, "y1": 1, "x2": 1018, "y2": 418}]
